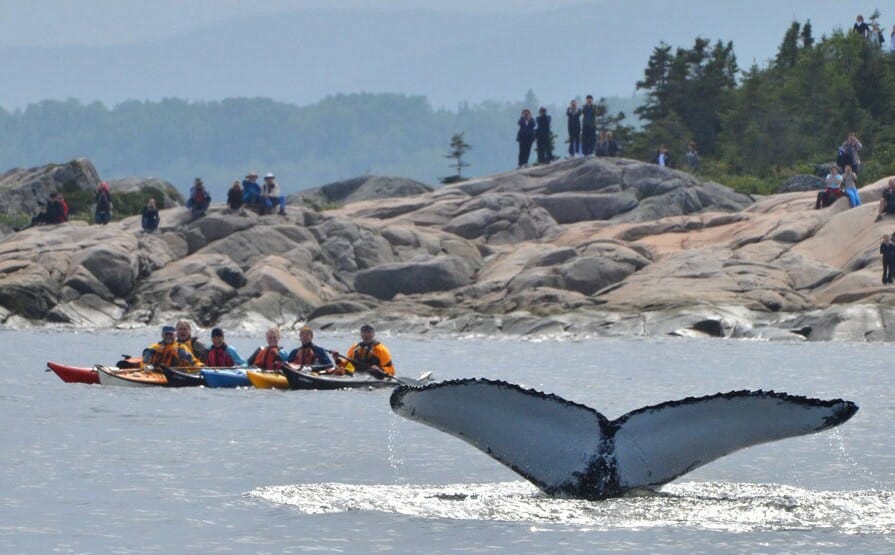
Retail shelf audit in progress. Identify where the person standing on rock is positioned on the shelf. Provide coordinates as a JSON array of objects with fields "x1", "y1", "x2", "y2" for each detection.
[
  {"x1": 566, "y1": 99, "x2": 581, "y2": 158},
  {"x1": 175, "y1": 319, "x2": 209, "y2": 364},
  {"x1": 141, "y1": 198, "x2": 159, "y2": 232},
  {"x1": 535, "y1": 107, "x2": 552, "y2": 165},
  {"x1": 581, "y1": 95, "x2": 597, "y2": 156},
  {"x1": 516, "y1": 109, "x2": 536, "y2": 168},
  {"x1": 840, "y1": 132, "x2": 863, "y2": 175},
  {"x1": 247, "y1": 327, "x2": 289, "y2": 370},
  {"x1": 655, "y1": 145, "x2": 673, "y2": 168},
  {"x1": 287, "y1": 326, "x2": 333, "y2": 368},
  {"x1": 94, "y1": 181, "x2": 112, "y2": 225},
  {"x1": 331, "y1": 324, "x2": 394, "y2": 378},
  {"x1": 686, "y1": 142, "x2": 700, "y2": 172}
]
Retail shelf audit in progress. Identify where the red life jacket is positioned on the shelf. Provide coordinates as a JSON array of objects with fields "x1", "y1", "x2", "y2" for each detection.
[{"x1": 206, "y1": 344, "x2": 235, "y2": 367}]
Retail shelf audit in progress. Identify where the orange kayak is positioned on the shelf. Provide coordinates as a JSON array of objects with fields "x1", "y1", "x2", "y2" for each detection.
[{"x1": 96, "y1": 365, "x2": 168, "y2": 387}]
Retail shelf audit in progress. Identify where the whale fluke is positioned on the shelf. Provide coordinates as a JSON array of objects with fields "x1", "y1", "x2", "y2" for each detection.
[{"x1": 389, "y1": 378, "x2": 858, "y2": 500}]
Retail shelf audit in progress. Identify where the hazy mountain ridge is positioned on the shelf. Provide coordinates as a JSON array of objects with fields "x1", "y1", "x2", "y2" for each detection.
[{"x1": 0, "y1": 1, "x2": 848, "y2": 110}]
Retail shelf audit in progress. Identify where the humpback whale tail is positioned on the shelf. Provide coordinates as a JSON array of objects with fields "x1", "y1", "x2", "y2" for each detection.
[{"x1": 389, "y1": 379, "x2": 858, "y2": 500}]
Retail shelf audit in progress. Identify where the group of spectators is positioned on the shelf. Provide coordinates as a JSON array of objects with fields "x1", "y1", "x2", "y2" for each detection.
[
  {"x1": 515, "y1": 95, "x2": 623, "y2": 168},
  {"x1": 853, "y1": 14, "x2": 895, "y2": 52},
  {"x1": 815, "y1": 132, "x2": 864, "y2": 210},
  {"x1": 225, "y1": 171, "x2": 286, "y2": 215},
  {"x1": 142, "y1": 320, "x2": 395, "y2": 378}
]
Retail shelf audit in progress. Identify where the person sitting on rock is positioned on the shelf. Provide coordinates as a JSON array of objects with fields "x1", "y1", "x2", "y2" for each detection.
[
  {"x1": 247, "y1": 326, "x2": 289, "y2": 370},
  {"x1": 242, "y1": 171, "x2": 263, "y2": 211},
  {"x1": 94, "y1": 182, "x2": 113, "y2": 225},
  {"x1": 226, "y1": 180, "x2": 244, "y2": 212},
  {"x1": 841, "y1": 165, "x2": 861, "y2": 207},
  {"x1": 15, "y1": 203, "x2": 48, "y2": 231},
  {"x1": 876, "y1": 178, "x2": 895, "y2": 221},
  {"x1": 262, "y1": 173, "x2": 286, "y2": 215},
  {"x1": 815, "y1": 166, "x2": 843, "y2": 209},
  {"x1": 287, "y1": 326, "x2": 333, "y2": 369},
  {"x1": 331, "y1": 324, "x2": 395, "y2": 378},
  {"x1": 44, "y1": 192, "x2": 68, "y2": 224},
  {"x1": 141, "y1": 198, "x2": 159, "y2": 232},
  {"x1": 175, "y1": 319, "x2": 209, "y2": 364},
  {"x1": 205, "y1": 327, "x2": 246, "y2": 367},
  {"x1": 187, "y1": 178, "x2": 211, "y2": 219},
  {"x1": 143, "y1": 325, "x2": 202, "y2": 368}
]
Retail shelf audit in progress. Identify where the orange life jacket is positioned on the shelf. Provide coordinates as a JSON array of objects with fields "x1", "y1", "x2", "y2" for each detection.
[{"x1": 252, "y1": 346, "x2": 284, "y2": 370}]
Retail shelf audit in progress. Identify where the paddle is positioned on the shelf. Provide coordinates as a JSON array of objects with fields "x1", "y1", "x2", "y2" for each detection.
[{"x1": 328, "y1": 351, "x2": 431, "y2": 387}]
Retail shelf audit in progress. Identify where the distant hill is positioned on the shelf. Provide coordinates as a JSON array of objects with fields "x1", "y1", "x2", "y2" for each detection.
[
  {"x1": 0, "y1": 1, "x2": 848, "y2": 110},
  {"x1": 0, "y1": 94, "x2": 640, "y2": 199}
]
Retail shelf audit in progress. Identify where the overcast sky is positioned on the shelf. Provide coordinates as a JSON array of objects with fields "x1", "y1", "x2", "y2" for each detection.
[
  {"x1": 0, "y1": 0, "x2": 862, "y2": 109},
  {"x1": 0, "y1": 0, "x2": 598, "y2": 45}
]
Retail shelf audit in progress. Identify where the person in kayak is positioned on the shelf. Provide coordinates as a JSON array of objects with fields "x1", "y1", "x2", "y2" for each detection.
[
  {"x1": 175, "y1": 319, "x2": 209, "y2": 363},
  {"x1": 247, "y1": 326, "x2": 289, "y2": 370},
  {"x1": 332, "y1": 324, "x2": 395, "y2": 377},
  {"x1": 143, "y1": 325, "x2": 202, "y2": 368},
  {"x1": 205, "y1": 328, "x2": 247, "y2": 367},
  {"x1": 287, "y1": 326, "x2": 333, "y2": 368}
]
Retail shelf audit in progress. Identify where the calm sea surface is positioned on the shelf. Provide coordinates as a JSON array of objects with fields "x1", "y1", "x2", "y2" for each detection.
[{"x1": 1, "y1": 329, "x2": 893, "y2": 554}]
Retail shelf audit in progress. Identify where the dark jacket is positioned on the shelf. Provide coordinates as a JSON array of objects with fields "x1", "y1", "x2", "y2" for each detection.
[
  {"x1": 517, "y1": 117, "x2": 536, "y2": 142},
  {"x1": 141, "y1": 206, "x2": 159, "y2": 231},
  {"x1": 566, "y1": 108, "x2": 581, "y2": 133},
  {"x1": 581, "y1": 104, "x2": 597, "y2": 128},
  {"x1": 536, "y1": 115, "x2": 551, "y2": 139}
]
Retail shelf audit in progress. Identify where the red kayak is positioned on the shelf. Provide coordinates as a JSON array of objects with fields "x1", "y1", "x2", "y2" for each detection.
[{"x1": 47, "y1": 361, "x2": 99, "y2": 384}]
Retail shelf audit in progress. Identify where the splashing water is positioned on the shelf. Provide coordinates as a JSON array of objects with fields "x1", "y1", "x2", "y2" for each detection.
[{"x1": 249, "y1": 481, "x2": 895, "y2": 534}]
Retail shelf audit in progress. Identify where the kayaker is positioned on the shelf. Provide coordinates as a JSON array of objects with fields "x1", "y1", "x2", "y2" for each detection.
[
  {"x1": 332, "y1": 324, "x2": 395, "y2": 377},
  {"x1": 143, "y1": 325, "x2": 202, "y2": 368},
  {"x1": 205, "y1": 328, "x2": 247, "y2": 367},
  {"x1": 247, "y1": 326, "x2": 289, "y2": 370},
  {"x1": 175, "y1": 319, "x2": 209, "y2": 363},
  {"x1": 286, "y1": 326, "x2": 333, "y2": 368}
]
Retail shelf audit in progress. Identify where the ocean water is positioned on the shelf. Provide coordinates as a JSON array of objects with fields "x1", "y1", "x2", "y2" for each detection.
[{"x1": 1, "y1": 329, "x2": 893, "y2": 554}]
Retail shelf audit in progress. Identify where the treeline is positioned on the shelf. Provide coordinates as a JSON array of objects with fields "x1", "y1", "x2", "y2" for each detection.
[
  {"x1": 0, "y1": 93, "x2": 640, "y2": 199},
  {"x1": 629, "y1": 21, "x2": 895, "y2": 192}
]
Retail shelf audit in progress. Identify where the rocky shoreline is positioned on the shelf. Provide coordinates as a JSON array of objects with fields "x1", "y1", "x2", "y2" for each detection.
[{"x1": 1, "y1": 156, "x2": 894, "y2": 342}]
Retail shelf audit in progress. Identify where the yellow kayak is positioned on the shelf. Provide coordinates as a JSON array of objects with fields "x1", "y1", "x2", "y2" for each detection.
[{"x1": 246, "y1": 369, "x2": 289, "y2": 389}]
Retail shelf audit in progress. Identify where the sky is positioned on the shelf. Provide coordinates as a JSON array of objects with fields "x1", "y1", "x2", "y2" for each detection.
[
  {"x1": 0, "y1": 0, "x2": 867, "y2": 109},
  {"x1": 0, "y1": 0, "x2": 596, "y2": 46}
]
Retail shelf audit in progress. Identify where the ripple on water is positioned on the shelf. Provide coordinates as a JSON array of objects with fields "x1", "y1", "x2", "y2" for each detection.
[{"x1": 248, "y1": 480, "x2": 895, "y2": 534}]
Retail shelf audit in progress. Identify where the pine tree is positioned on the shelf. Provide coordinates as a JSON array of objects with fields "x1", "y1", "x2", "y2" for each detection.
[{"x1": 441, "y1": 132, "x2": 471, "y2": 184}]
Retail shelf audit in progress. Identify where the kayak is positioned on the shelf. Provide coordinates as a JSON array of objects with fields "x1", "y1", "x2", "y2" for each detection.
[
  {"x1": 282, "y1": 364, "x2": 433, "y2": 390},
  {"x1": 200, "y1": 368, "x2": 251, "y2": 388},
  {"x1": 96, "y1": 365, "x2": 168, "y2": 387},
  {"x1": 47, "y1": 361, "x2": 99, "y2": 384},
  {"x1": 246, "y1": 369, "x2": 289, "y2": 390}
]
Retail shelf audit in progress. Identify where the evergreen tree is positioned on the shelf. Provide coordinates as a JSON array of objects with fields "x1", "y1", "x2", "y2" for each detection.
[{"x1": 442, "y1": 132, "x2": 471, "y2": 184}]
